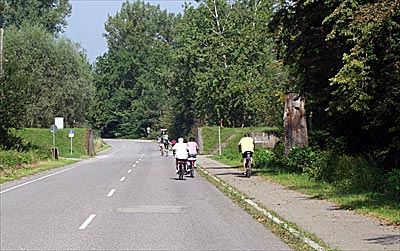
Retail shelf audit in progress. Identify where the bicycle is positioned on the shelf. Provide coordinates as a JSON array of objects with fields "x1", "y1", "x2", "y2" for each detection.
[
  {"x1": 177, "y1": 159, "x2": 186, "y2": 180},
  {"x1": 187, "y1": 156, "x2": 196, "y2": 178},
  {"x1": 244, "y1": 151, "x2": 252, "y2": 178},
  {"x1": 164, "y1": 141, "x2": 170, "y2": 157},
  {"x1": 164, "y1": 145, "x2": 169, "y2": 156}
]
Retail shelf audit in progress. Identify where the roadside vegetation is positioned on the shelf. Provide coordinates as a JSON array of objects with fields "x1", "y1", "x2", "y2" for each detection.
[
  {"x1": 0, "y1": 128, "x2": 106, "y2": 184},
  {"x1": 202, "y1": 126, "x2": 400, "y2": 226}
]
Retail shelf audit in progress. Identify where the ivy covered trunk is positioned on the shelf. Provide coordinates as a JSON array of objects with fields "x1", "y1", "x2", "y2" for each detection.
[{"x1": 283, "y1": 93, "x2": 308, "y2": 155}]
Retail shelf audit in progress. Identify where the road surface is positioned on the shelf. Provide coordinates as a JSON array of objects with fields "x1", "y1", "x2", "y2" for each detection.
[{"x1": 1, "y1": 139, "x2": 290, "y2": 250}]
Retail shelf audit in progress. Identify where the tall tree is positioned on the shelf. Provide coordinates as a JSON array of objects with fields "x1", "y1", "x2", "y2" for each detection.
[
  {"x1": 326, "y1": 0, "x2": 400, "y2": 169},
  {"x1": 90, "y1": 1, "x2": 176, "y2": 138},
  {"x1": 270, "y1": 0, "x2": 400, "y2": 170},
  {"x1": 171, "y1": 0, "x2": 285, "y2": 133},
  {"x1": 3, "y1": 23, "x2": 93, "y2": 128}
]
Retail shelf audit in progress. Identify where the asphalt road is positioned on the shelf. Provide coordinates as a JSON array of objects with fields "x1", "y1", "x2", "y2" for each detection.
[{"x1": 0, "y1": 139, "x2": 291, "y2": 250}]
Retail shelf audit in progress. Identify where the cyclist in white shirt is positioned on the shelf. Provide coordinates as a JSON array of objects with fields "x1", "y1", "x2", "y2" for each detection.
[{"x1": 172, "y1": 138, "x2": 189, "y2": 173}]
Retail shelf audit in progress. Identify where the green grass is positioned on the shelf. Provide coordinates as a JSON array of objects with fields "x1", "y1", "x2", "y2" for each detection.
[
  {"x1": 1, "y1": 128, "x2": 106, "y2": 184},
  {"x1": 201, "y1": 126, "x2": 275, "y2": 155},
  {"x1": 0, "y1": 159, "x2": 77, "y2": 183},
  {"x1": 254, "y1": 169, "x2": 400, "y2": 225},
  {"x1": 16, "y1": 128, "x2": 89, "y2": 158},
  {"x1": 201, "y1": 126, "x2": 400, "y2": 226}
]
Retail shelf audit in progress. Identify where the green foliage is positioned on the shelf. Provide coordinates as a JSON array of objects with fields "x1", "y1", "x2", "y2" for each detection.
[
  {"x1": 2, "y1": 23, "x2": 94, "y2": 130},
  {"x1": 0, "y1": 127, "x2": 94, "y2": 178},
  {"x1": 253, "y1": 149, "x2": 275, "y2": 169},
  {"x1": 170, "y1": 0, "x2": 286, "y2": 131},
  {"x1": 16, "y1": 128, "x2": 89, "y2": 158},
  {"x1": 90, "y1": 2, "x2": 175, "y2": 138},
  {"x1": 2, "y1": 0, "x2": 72, "y2": 34},
  {"x1": 255, "y1": 145, "x2": 395, "y2": 195},
  {"x1": 385, "y1": 169, "x2": 400, "y2": 196},
  {"x1": 0, "y1": 150, "x2": 36, "y2": 172},
  {"x1": 270, "y1": 0, "x2": 400, "y2": 172}
]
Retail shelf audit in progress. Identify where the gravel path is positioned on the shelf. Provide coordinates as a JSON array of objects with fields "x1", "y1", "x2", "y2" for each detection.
[{"x1": 197, "y1": 155, "x2": 400, "y2": 251}]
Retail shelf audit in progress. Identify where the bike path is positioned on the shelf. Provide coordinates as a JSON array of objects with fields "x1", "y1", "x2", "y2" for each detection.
[{"x1": 196, "y1": 155, "x2": 400, "y2": 251}]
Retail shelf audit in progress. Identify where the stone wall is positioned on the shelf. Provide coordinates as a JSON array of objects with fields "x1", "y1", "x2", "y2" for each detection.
[{"x1": 251, "y1": 132, "x2": 280, "y2": 149}]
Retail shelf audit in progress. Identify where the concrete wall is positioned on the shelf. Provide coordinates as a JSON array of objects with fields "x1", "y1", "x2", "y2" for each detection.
[{"x1": 251, "y1": 132, "x2": 280, "y2": 149}]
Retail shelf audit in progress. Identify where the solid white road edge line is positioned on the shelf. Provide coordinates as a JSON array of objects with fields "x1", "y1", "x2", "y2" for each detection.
[
  {"x1": 79, "y1": 214, "x2": 96, "y2": 230},
  {"x1": 107, "y1": 189, "x2": 116, "y2": 197},
  {"x1": 198, "y1": 166, "x2": 325, "y2": 251},
  {"x1": 0, "y1": 164, "x2": 82, "y2": 194}
]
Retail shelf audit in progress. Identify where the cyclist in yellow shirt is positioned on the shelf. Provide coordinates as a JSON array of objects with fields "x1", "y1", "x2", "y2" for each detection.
[{"x1": 237, "y1": 133, "x2": 255, "y2": 174}]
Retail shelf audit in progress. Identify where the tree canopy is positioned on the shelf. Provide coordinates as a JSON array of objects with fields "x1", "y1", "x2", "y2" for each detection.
[{"x1": 1, "y1": 0, "x2": 72, "y2": 34}]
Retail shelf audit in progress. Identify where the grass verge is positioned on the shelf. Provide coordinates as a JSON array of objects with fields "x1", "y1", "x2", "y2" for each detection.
[
  {"x1": 255, "y1": 169, "x2": 400, "y2": 226},
  {"x1": 0, "y1": 159, "x2": 77, "y2": 184},
  {"x1": 196, "y1": 166, "x2": 334, "y2": 251}
]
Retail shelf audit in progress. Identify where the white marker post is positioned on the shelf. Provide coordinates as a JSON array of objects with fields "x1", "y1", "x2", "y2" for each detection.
[{"x1": 69, "y1": 130, "x2": 74, "y2": 155}]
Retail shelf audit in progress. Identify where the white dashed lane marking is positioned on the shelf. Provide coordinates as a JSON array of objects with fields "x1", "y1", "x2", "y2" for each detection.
[
  {"x1": 107, "y1": 189, "x2": 116, "y2": 197},
  {"x1": 79, "y1": 214, "x2": 96, "y2": 230}
]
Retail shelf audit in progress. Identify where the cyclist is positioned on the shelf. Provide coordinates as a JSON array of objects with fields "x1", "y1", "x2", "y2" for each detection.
[
  {"x1": 163, "y1": 137, "x2": 170, "y2": 153},
  {"x1": 158, "y1": 135, "x2": 165, "y2": 155},
  {"x1": 187, "y1": 137, "x2": 199, "y2": 168},
  {"x1": 172, "y1": 138, "x2": 189, "y2": 174},
  {"x1": 237, "y1": 133, "x2": 254, "y2": 175}
]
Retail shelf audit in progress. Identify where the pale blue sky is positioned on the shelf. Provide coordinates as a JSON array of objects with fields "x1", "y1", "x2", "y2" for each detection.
[{"x1": 64, "y1": 0, "x2": 196, "y2": 63}]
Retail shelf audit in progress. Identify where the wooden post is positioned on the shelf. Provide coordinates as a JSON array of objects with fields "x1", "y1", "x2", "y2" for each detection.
[{"x1": 283, "y1": 93, "x2": 308, "y2": 155}]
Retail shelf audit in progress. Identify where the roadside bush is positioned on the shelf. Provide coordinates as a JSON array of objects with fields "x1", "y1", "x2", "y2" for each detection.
[
  {"x1": 328, "y1": 155, "x2": 382, "y2": 193},
  {"x1": 255, "y1": 144, "x2": 384, "y2": 193},
  {"x1": 0, "y1": 147, "x2": 49, "y2": 175},
  {"x1": 0, "y1": 150, "x2": 34, "y2": 174},
  {"x1": 385, "y1": 168, "x2": 400, "y2": 197},
  {"x1": 253, "y1": 149, "x2": 275, "y2": 169}
]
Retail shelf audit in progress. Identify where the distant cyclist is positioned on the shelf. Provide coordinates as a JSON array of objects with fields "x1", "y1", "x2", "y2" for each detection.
[
  {"x1": 158, "y1": 135, "x2": 165, "y2": 155},
  {"x1": 238, "y1": 133, "x2": 254, "y2": 175},
  {"x1": 187, "y1": 137, "x2": 199, "y2": 167},
  {"x1": 163, "y1": 137, "x2": 170, "y2": 151}
]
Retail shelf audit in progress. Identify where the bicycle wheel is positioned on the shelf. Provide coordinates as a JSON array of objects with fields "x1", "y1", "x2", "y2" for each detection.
[
  {"x1": 245, "y1": 161, "x2": 251, "y2": 178},
  {"x1": 179, "y1": 163, "x2": 184, "y2": 180},
  {"x1": 190, "y1": 161, "x2": 194, "y2": 178}
]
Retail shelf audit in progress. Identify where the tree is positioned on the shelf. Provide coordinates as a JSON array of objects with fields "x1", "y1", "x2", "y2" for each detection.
[
  {"x1": 326, "y1": 0, "x2": 400, "y2": 170},
  {"x1": 90, "y1": 1, "x2": 176, "y2": 138},
  {"x1": 270, "y1": 0, "x2": 400, "y2": 170},
  {"x1": 2, "y1": 0, "x2": 71, "y2": 34},
  {"x1": 171, "y1": 0, "x2": 286, "y2": 133},
  {"x1": 3, "y1": 23, "x2": 94, "y2": 128}
]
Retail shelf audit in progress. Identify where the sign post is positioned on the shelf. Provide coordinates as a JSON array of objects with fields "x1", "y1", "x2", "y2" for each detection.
[{"x1": 69, "y1": 130, "x2": 74, "y2": 155}]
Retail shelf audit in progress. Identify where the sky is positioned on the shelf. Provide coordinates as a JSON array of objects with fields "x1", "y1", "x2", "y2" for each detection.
[{"x1": 64, "y1": 0, "x2": 196, "y2": 63}]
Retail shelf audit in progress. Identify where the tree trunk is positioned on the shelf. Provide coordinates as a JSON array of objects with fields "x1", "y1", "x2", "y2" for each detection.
[{"x1": 283, "y1": 93, "x2": 308, "y2": 155}]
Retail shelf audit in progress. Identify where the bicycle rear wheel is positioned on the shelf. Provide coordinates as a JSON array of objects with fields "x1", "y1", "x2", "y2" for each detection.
[
  {"x1": 179, "y1": 163, "x2": 184, "y2": 180},
  {"x1": 190, "y1": 161, "x2": 194, "y2": 178},
  {"x1": 245, "y1": 162, "x2": 251, "y2": 178}
]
